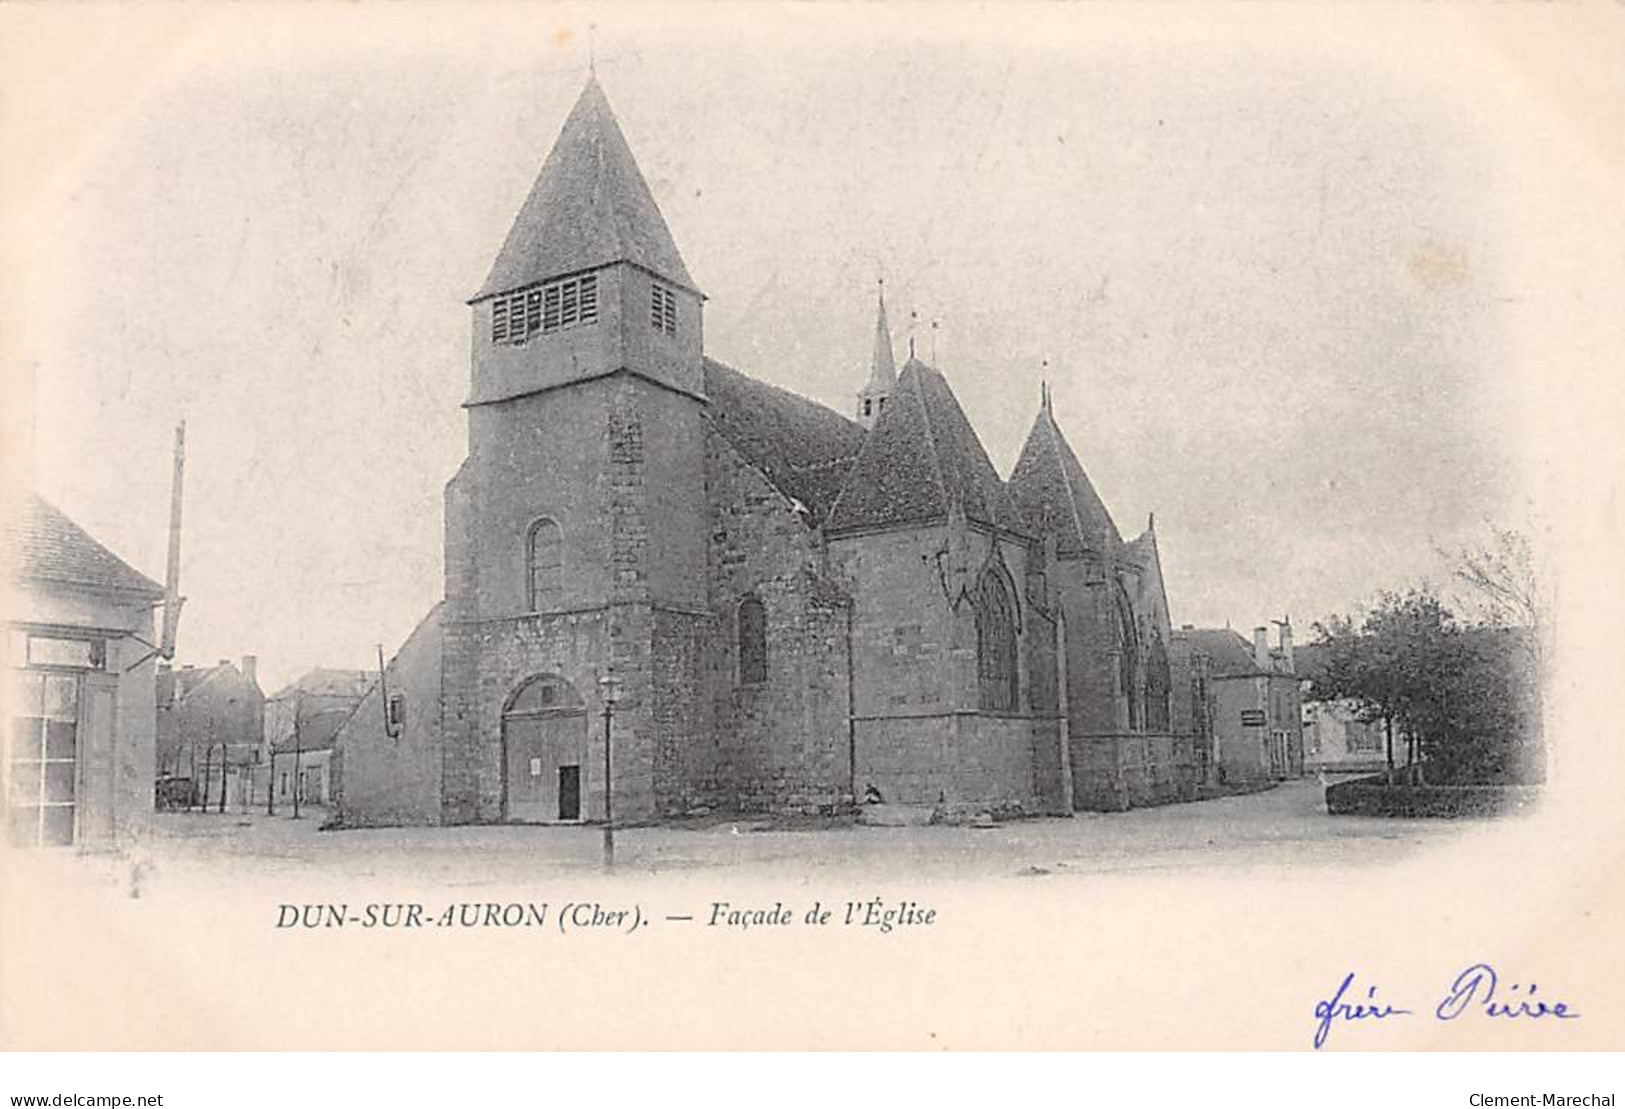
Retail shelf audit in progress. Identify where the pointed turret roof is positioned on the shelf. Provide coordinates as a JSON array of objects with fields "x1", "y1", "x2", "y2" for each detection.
[
  {"x1": 862, "y1": 288, "x2": 896, "y2": 393},
  {"x1": 472, "y1": 75, "x2": 697, "y2": 302},
  {"x1": 1008, "y1": 391, "x2": 1123, "y2": 557},
  {"x1": 827, "y1": 359, "x2": 1021, "y2": 534}
]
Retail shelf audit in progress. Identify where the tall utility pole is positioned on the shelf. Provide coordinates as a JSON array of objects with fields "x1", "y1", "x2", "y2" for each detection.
[{"x1": 160, "y1": 420, "x2": 186, "y2": 660}]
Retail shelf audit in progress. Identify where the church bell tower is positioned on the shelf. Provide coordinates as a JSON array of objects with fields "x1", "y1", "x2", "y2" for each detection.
[{"x1": 444, "y1": 74, "x2": 711, "y2": 825}]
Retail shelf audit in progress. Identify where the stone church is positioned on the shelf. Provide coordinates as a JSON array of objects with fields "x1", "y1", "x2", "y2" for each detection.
[{"x1": 332, "y1": 76, "x2": 1198, "y2": 827}]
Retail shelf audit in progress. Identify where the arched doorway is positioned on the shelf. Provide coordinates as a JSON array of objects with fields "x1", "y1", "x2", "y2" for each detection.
[{"x1": 502, "y1": 674, "x2": 587, "y2": 822}]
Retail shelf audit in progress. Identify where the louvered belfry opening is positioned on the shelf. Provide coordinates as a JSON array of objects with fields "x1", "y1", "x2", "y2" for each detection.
[{"x1": 491, "y1": 273, "x2": 600, "y2": 345}]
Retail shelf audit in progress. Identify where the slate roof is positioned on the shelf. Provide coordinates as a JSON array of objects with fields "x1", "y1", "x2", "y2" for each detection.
[
  {"x1": 1184, "y1": 628, "x2": 1268, "y2": 678},
  {"x1": 269, "y1": 668, "x2": 374, "y2": 702},
  {"x1": 472, "y1": 75, "x2": 697, "y2": 302},
  {"x1": 703, "y1": 357, "x2": 866, "y2": 526},
  {"x1": 826, "y1": 359, "x2": 1022, "y2": 534},
  {"x1": 3, "y1": 493, "x2": 164, "y2": 599},
  {"x1": 1292, "y1": 642, "x2": 1328, "y2": 685},
  {"x1": 162, "y1": 663, "x2": 230, "y2": 705},
  {"x1": 1007, "y1": 401, "x2": 1122, "y2": 556},
  {"x1": 272, "y1": 706, "x2": 352, "y2": 755}
]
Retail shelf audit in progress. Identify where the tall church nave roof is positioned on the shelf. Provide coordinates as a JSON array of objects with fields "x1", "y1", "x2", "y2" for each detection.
[{"x1": 703, "y1": 357, "x2": 867, "y2": 526}]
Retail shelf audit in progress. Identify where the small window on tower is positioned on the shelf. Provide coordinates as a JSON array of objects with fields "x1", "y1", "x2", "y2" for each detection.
[
  {"x1": 863, "y1": 398, "x2": 872, "y2": 417},
  {"x1": 650, "y1": 283, "x2": 677, "y2": 336}
]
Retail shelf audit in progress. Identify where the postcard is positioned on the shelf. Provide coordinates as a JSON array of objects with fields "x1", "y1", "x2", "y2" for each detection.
[{"x1": 2, "y1": 1, "x2": 1621, "y2": 1053}]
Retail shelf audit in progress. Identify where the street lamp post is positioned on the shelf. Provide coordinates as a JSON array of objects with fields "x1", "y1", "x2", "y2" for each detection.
[{"x1": 597, "y1": 670, "x2": 622, "y2": 871}]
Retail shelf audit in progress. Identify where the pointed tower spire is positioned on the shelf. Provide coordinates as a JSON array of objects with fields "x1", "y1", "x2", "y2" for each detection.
[
  {"x1": 467, "y1": 73, "x2": 705, "y2": 404},
  {"x1": 473, "y1": 74, "x2": 698, "y2": 302},
  {"x1": 856, "y1": 280, "x2": 896, "y2": 429}
]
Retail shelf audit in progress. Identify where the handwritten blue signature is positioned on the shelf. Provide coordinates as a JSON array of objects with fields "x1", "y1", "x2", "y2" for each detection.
[{"x1": 1312, "y1": 964, "x2": 1580, "y2": 1049}]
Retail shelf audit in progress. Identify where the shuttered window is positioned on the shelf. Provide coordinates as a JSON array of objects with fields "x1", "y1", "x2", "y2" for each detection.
[
  {"x1": 527, "y1": 518, "x2": 563, "y2": 611},
  {"x1": 650, "y1": 282, "x2": 677, "y2": 336},
  {"x1": 491, "y1": 273, "x2": 600, "y2": 345}
]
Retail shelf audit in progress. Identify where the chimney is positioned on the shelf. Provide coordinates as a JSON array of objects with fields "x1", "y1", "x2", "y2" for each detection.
[
  {"x1": 1278, "y1": 618, "x2": 1295, "y2": 674},
  {"x1": 1253, "y1": 627, "x2": 1269, "y2": 671},
  {"x1": 242, "y1": 655, "x2": 258, "y2": 687}
]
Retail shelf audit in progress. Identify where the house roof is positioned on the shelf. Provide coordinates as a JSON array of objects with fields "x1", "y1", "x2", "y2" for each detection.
[
  {"x1": 271, "y1": 706, "x2": 352, "y2": 754},
  {"x1": 269, "y1": 668, "x2": 374, "y2": 702},
  {"x1": 1292, "y1": 642, "x2": 1328, "y2": 685},
  {"x1": 472, "y1": 75, "x2": 697, "y2": 302},
  {"x1": 1007, "y1": 399, "x2": 1122, "y2": 557},
  {"x1": 703, "y1": 356, "x2": 866, "y2": 526},
  {"x1": 3, "y1": 493, "x2": 164, "y2": 599},
  {"x1": 1184, "y1": 628, "x2": 1269, "y2": 678},
  {"x1": 165, "y1": 663, "x2": 228, "y2": 704},
  {"x1": 826, "y1": 359, "x2": 1022, "y2": 534}
]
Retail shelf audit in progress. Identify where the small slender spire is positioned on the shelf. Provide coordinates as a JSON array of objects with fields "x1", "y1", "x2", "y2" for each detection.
[
  {"x1": 866, "y1": 280, "x2": 896, "y2": 388},
  {"x1": 857, "y1": 279, "x2": 897, "y2": 428},
  {"x1": 930, "y1": 319, "x2": 939, "y2": 364}
]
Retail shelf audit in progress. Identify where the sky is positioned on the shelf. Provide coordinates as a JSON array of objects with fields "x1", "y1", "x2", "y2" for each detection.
[{"x1": 6, "y1": 3, "x2": 1617, "y2": 693}]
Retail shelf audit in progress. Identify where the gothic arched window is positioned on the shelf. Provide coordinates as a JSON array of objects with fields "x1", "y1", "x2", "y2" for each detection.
[
  {"x1": 527, "y1": 518, "x2": 562, "y2": 611},
  {"x1": 738, "y1": 595, "x2": 767, "y2": 686},
  {"x1": 976, "y1": 568, "x2": 1019, "y2": 712},
  {"x1": 1115, "y1": 584, "x2": 1141, "y2": 731},
  {"x1": 1145, "y1": 630, "x2": 1171, "y2": 732}
]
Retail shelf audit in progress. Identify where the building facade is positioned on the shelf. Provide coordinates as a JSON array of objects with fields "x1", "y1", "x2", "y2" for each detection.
[
  {"x1": 256, "y1": 668, "x2": 372, "y2": 810},
  {"x1": 336, "y1": 76, "x2": 1203, "y2": 827},
  {"x1": 1181, "y1": 624, "x2": 1304, "y2": 785},
  {"x1": 4, "y1": 495, "x2": 165, "y2": 848},
  {"x1": 156, "y1": 656, "x2": 265, "y2": 809}
]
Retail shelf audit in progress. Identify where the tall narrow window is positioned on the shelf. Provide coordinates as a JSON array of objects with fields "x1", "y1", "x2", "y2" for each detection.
[
  {"x1": 1115, "y1": 585, "x2": 1141, "y2": 731},
  {"x1": 738, "y1": 595, "x2": 767, "y2": 685},
  {"x1": 527, "y1": 518, "x2": 562, "y2": 612},
  {"x1": 1145, "y1": 630, "x2": 1171, "y2": 732},
  {"x1": 976, "y1": 568, "x2": 1019, "y2": 712}
]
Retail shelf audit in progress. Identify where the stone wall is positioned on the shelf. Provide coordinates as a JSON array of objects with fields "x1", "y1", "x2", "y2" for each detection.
[
  {"x1": 703, "y1": 425, "x2": 851, "y2": 813},
  {"x1": 332, "y1": 605, "x2": 444, "y2": 828}
]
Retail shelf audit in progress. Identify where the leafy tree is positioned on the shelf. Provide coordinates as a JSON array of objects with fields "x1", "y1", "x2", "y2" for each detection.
[{"x1": 1312, "y1": 587, "x2": 1542, "y2": 786}]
